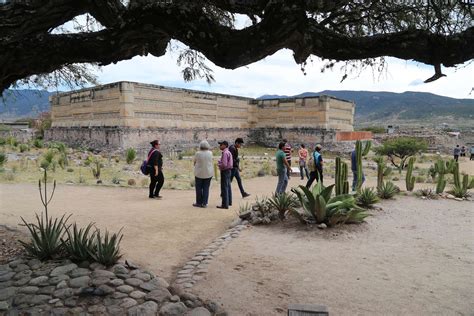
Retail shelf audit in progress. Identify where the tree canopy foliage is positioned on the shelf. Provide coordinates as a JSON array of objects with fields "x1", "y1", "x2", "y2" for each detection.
[
  {"x1": 0, "y1": 0, "x2": 473, "y2": 92},
  {"x1": 374, "y1": 137, "x2": 428, "y2": 169}
]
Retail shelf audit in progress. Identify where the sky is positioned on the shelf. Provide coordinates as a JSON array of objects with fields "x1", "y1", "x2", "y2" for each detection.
[{"x1": 96, "y1": 48, "x2": 473, "y2": 99}]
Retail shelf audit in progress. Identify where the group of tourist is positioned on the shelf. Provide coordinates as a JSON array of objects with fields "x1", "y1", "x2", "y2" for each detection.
[
  {"x1": 276, "y1": 141, "x2": 364, "y2": 194},
  {"x1": 453, "y1": 144, "x2": 474, "y2": 161},
  {"x1": 145, "y1": 138, "x2": 251, "y2": 209}
]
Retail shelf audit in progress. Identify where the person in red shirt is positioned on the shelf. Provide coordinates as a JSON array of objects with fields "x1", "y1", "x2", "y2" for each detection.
[{"x1": 298, "y1": 144, "x2": 309, "y2": 180}]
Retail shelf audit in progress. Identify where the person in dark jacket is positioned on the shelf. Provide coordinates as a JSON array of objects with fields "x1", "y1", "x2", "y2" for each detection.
[
  {"x1": 148, "y1": 140, "x2": 164, "y2": 199},
  {"x1": 229, "y1": 138, "x2": 250, "y2": 199}
]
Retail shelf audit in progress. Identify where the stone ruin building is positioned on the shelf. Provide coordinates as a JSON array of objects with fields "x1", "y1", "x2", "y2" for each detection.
[{"x1": 46, "y1": 81, "x2": 369, "y2": 151}]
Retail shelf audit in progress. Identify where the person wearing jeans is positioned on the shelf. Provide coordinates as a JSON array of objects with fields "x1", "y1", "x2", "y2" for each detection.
[
  {"x1": 229, "y1": 138, "x2": 250, "y2": 198},
  {"x1": 298, "y1": 144, "x2": 309, "y2": 180},
  {"x1": 217, "y1": 140, "x2": 233, "y2": 209},
  {"x1": 276, "y1": 142, "x2": 291, "y2": 194},
  {"x1": 193, "y1": 140, "x2": 213, "y2": 208}
]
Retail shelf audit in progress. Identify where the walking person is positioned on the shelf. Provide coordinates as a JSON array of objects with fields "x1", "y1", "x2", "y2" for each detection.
[
  {"x1": 217, "y1": 140, "x2": 233, "y2": 209},
  {"x1": 305, "y1": 144, "x2": 324, "y2": 188},
  {"x1": 229, "y1": 138, "x2": 251, "y2": 198},
  {"x1": 276, "y1": 142, "x2": 291, "y2": 194},
  {"x1": 351, "y1": 146, "x2": 365, "y2": 192},
  {"x1": 470, "y1": 145, "x2": 474, "y2": 161},
  {"x1": 283, "y1": 139, "x2": 292, "y2": 179},
  {"x1": 460, "y1": 146, "x2": 466, "y2": 157},
  {"x1": 193, "y1": 140, "x2": 213, "y2": 208},
  {"x1": 148, "y1": 140, "x2": 164, "y2": 199},
  {"x1": 298, "y1": 144, "x2": 309, "y2": 180},
  {"x1": 453, "y1": 144, "x2": 460, "y2": 162}
]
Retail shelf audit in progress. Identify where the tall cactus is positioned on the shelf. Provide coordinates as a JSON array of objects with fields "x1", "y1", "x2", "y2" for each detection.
[
  {"x1": 335, "y1": 156, "x2": 349, "y2": 195},
  {"x1": 436, "y1": 173, "x2": 446, "y2": 194},
  {"x1": 451, "y1": 161, "x2": 469, "y2": 197},
  {"x1": 355, "y1": 140, "x2": 363, "y2": 191},
  {"x1": 405, "y1": 157, "x2": 416, "y2": 191},
  {"x1": 362, "y1": 141, "x2": 372, "y2": 156},
  {"x1": 374, "y1": 156, "x2": 391, "y2": 190}
]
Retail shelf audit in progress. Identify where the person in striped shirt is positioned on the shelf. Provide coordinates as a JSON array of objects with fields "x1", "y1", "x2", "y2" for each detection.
[{"x1": 283, "y1": 139, "x2": 292, "y2": 179}]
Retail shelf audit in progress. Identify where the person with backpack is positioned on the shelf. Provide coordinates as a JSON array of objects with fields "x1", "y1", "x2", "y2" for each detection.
[
  {"x1": 147, "y1": 140, "x2": 164, "y2": 199},
  {"x1": 305, "y1": 144, "x2": 323, "y2": 188},
  {"x1": 229, "y1": 138, "x2": 251, "y2": 199}
]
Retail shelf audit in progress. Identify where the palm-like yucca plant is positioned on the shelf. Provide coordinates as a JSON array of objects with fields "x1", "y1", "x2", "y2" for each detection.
[
  {"x1": 92, "y1": 228, "x2": 123, "y2": 267},
  {"x1": 356, "y1": 187, "x2": 379, "y2": 208},
  {"x1": 62, "y1": 222, "x2": 97, "y2": 262},
  {"x1": 377, "y1": 181, "x2": 398, "y2": 199},
  {"x1": 268, "y1": 192, "x2": 300, "y2": 220},
  {"x1": 125, "y1": 148, "x2": 136, "y2": 164}
]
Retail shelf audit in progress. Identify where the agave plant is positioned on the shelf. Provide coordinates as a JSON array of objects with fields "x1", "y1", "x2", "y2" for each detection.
[
  {"x1": 19, "y1": 213, "x2": 70, "y2": 260},
  {"x1": 291, "y1": 182, "x2": 369, "y2": 226},
  {"x1": 125, "y1": 148, "x2": 136, "y2": 164},
  {"x1": 377, "y1": 181, "x2": 398, "y2": 199},
  {"x1": 356, "y1": 187, "x2": 379, "y2": 208},
  {"x1": 62, "y1": 222, "x2": 97, "y2": 262},
  {"x1": 92, "y1": 228, "x2": 123, "y2": 267},
  {"x1": 268, "y1": 192, "x2": 300, "y2": 220},
  {"x1": 415, "y1": 188, "x2": 438, "y2": 199}
]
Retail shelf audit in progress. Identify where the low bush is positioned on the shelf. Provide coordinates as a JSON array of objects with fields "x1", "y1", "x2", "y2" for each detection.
[
  {"x1": 268, "y1": 192, "x2": 299, "y2": 220},
  {"x1": 92, "y1": 228, "x2": 123, "y2": 267},
  {"x1": 377, "y1": 181, "x2": 398, "y2": 199},
  {"x1": 0, "y1": 137, "x2": 6, "y2": 145},
  {"x1": 33, "y1": 139, "x2": 44, "y2": 148},
  {"x1": 125, "y1": 148, "x2": 136, "y2": 164},
  {"x1": 415, "y1": 188, "x2": 438, "y2": 199},
  {"x1": 62, "y1": 223, "x2": 96, "y2": 262},
  {"x1": 19, "y1": 144, "x2": 29, "y2": 153},
  {"x1": 415, "y1": 176, "x2": 425, "y2": 183},
  {"x1": 0, "y1": 152, "x2": 7, "y2": 166},
  {"x1": 356, "y1": 187, "x2": 379, "y2": 208}
]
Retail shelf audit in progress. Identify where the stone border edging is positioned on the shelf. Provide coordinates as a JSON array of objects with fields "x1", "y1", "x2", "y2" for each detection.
[{"x1": 172, "y1": 224, "x2": 248, "y2": 291}]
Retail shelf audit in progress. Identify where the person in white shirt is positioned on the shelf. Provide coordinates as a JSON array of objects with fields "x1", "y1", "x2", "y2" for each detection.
[{"x1": 193, "y1": 140, "x2": 214, "y2": 208}]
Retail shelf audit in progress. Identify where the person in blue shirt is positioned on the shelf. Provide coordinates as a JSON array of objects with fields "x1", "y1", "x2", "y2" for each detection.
[
  {"x1": 351, "y1": 147, "x2": 365, "y2": 191},
  {"x1": 305, "y1": 144, "x2": 323, "y2": 188}
]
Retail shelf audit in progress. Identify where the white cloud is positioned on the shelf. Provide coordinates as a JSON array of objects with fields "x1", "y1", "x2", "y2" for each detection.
[{"x1": 98, "y1": 48, "x2": 474, "y2": 99}]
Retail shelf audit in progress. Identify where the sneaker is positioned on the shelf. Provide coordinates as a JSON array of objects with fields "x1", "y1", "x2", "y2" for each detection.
[
  {"x1": 242, "y1": 192, "x2": 251, "y2": 198},
  {"x1": 192, "y1": 203, "x2": 202, "y2": 208},
  {"x1": 201, "y1": 204, "x2": 208, "y2": 208},
  {"x1": 216, "y1": 205, "x2": 229, "y2": 209}
]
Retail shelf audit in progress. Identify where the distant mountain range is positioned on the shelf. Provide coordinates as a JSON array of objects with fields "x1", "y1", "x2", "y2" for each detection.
[
  {"x1": 1, "y1": 89, "x2": 473, "y2": 127},
  {"x1": 0, "y1": 89, "x2": 52, "y2": 119},
  {"x1": 259, "y1": 90, "x2": 474, "y2": 126}
]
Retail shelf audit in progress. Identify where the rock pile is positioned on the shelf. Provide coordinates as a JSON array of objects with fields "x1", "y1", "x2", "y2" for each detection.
[{"x1": 0, "y1": 258, "x2": 223, "y2": 315}]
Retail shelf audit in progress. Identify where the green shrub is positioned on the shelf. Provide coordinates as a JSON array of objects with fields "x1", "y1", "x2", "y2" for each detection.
[
  {"x1": 291, "y1": 183, "x2": 369, "y2": 226},
  {"x1": 91, "y1": 228, "x2": 123, "y2": 267},
  {"x1": 268, "y1": 192, "x2": 299, "y2": 220},
  {"x1": 111, "y1": 175, "x2": 121, "y2": 185},
  {"x1": 49, "y1": 141, "x2": 67, "y2": 153},
  {"x1": 19, "y1": 143, "x2": 29, "y2": 153},
  {"x1": 0, "y1": 138, "x2": 6, "y2": 145},
  {"x1": 91, "y1": 158, "x2": 101, "y2": 179},
  {"x1": 415, "y1": 188, "x2": 438, "y2": 199},
  {"x1": 62, "y1": 222, "x2": 96, "y2": 262},
  {"x1": 125, "y1": 148, "x2": 136, "y2": 164},
  {"x1": 6, "y1": 136, "x2": 18, "y2": 147},
  {"x1": 374, "y1": 137, "x2": 428, "y2": 170},
  {"x1": 377, "y1": 181, "x2": 398, "y2": 199},
  {"x1": 415, "y1": 176, "x2": 425, "y2": 183},
  {"x1": 67, "y1": 168, "x2": 74, "y2": 172},
  {"x1": 57, "y1": 153, "x2": 69, "y2": 169},
  {"x1": 356, "y1": 187, "x2": 379, "y2": 208},
  {"x1": 0, "y1": 153, "x2": 7, "y2": 167},
  {"x1": 33, "y1": 139, "x2": 44, "y2": 148},
  {"x1": 356, "y1": 126, "x2": 385, "y2": 134}
]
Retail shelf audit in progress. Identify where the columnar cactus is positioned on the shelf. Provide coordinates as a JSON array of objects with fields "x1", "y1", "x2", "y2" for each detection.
[
  {"x1": 335, "y1": 156, "x2": 349, "y2": 195},
  {"x1": 451, "y1": 162, "x2": 469, "y2": 197},
  {"x1": 405, "y1": 156, "x2": 416, "y2": 192},
  {"x1": 355, "y1": 140, "x2": 363, "y2": 191},
  {"x1": 374, "y1": 156, "x2": 391, "y2": 190},
  {"x1": 436, "y1": 173, "x2": 446, "y2": 194},
  {"x1": 362, "y1": 141, "x2": 372, "y2": 156}
]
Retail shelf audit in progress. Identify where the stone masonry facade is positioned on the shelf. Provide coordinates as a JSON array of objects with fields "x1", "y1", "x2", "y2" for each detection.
[{"x1": 46, "y1": 81, "x2": 356, "y2": 151}]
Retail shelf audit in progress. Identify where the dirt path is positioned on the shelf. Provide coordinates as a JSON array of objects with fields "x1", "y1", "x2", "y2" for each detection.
[
  {"x1": 0, "y1": 176, "x2": 289, "y2": 280},
  {"x1": 192, "y1": 197, "x2": 474, "y2": 315}
]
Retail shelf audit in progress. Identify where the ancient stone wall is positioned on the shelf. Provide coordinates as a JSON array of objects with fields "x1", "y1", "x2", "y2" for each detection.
[{"x1": 48, "y1": 82, "x2": 356, "y2": 150}]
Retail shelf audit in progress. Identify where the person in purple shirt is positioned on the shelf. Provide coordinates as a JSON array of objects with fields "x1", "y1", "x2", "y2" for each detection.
[{"x1": 217, "y1": 140, "x2": 233, "y2": 209}]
